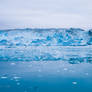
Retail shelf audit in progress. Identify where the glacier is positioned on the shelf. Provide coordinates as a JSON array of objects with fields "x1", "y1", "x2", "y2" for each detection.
[
  {"x1": 0, "y1": 28, "x2": 92, "y2": 47},
  {"x1": 0, "y1": 28, "x2": 92, "y2": 63}
]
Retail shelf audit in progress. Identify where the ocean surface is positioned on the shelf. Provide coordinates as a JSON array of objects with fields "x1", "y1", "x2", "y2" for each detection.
[{"x1": 0, "y1": 28, "x2": 92, "y2": 92}]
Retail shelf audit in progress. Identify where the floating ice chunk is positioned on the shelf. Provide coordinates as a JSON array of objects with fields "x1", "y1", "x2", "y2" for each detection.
[
  {"x1": 64, "y1": 68, "x2": 68, "y2": 71},
  {"x1": 13, "y1": 76, "x2": 21, "y2": 79},
  {"x1": 1, "y1": 76, "x2": 7, "y2": 79},
  {"x1": 10, "y1": 63, "x2": 16, "y2": 65},
  {"x1": 72, "y1": 81, "x2": 77, "y2": 85}
]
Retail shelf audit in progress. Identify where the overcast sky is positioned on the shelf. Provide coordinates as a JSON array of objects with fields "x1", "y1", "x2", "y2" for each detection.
[{"x1": 0, "y1": 0, "x2": 92, "y2": 29}]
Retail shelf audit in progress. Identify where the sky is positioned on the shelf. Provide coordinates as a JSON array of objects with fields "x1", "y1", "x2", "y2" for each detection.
[{"x1": 0, "y1": 0, "x2": 92, "y2": 29}]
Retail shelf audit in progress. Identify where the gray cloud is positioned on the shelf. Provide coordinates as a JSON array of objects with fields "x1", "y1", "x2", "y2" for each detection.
[{"x1": 0, "y1": 0, "x2": 92, "y2": 29}]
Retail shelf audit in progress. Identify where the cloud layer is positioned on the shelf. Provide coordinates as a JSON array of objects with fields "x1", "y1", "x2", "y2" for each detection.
[{"x1": 0, "y1": 0, "x2": 92, "y2": 29}]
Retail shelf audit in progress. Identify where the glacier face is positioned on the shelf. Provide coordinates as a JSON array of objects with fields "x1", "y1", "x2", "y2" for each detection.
[
  {"x1": 0, "y1": 28, "x2": 92, "y2": 63},
  {"x1": 0, "y1": 28, "x2": 92, "y2": 47}
]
